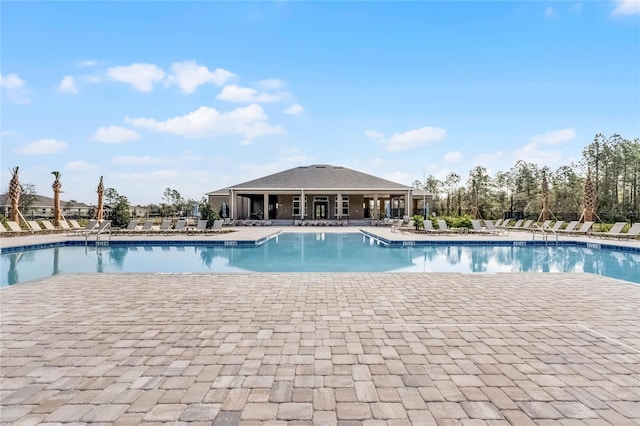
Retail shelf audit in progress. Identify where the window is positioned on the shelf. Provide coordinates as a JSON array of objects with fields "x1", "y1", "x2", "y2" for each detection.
[
  {"x1": 335, "y1": 196, "x2": 349, "y2": 216},
  {"x1": 293, "y1": 197, "x2": 300, "y2": 216},
  {"x1": 293, "y1": 196, "x2": 308, "y2": 216}
]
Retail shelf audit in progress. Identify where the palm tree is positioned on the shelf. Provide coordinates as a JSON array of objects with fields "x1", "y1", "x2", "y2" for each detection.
[
  {"x1": 51, "y1": 171, "x2": 62, "y2": 226},
  {"x1": 8, "y1": 166, "x2": 21, "y2": 224},
  {"x1": 95, "y1": 176, "x2": 104, "y2": 221}
]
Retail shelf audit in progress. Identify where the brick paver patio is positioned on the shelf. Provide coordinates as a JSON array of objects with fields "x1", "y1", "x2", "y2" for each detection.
[{"x1": 1, "y1": 271, "x2": 638, "y2": 424}]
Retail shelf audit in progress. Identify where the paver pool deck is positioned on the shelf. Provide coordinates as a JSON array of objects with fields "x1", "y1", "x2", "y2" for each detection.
[{"x1": 1, "y1": 227, "x2": 639, "y2": 424}]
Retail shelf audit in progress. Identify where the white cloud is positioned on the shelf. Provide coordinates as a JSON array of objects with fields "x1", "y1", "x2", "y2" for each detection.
[
  {"x1": 1, "y1": 130, "x2": 18, "y2": 138},
  {"x1": 529, "y1": 128, "x2": 576, "y2": 145},
  {"x1": 216, "y1": 84, "x2": 288, "y2": 103},
  {"x1": 0, "y1": 73, "x2": 25, "y2": 90},
  {"x1": 65, "y1": 161, "x2": 98, "y2": 171},
  {"x1": 365, "y1": 130, "x2": 384, "y2": 139},
  {"x1": 284, "y1": 104, "x2": 304, "y2": 115},
  {"x1": 91, "y1": 126, "x2": 141, "y2": 144},
  {"x1": 545, "y1": 6, "x2": 555, "y2": 16},
  {"x1": 108, "y1": 63, "x2": 165, "y2": 92},
  {"x1": 513, "y1": 143, "x2": 564, "y2": 167},
  {"x1": 166, "y1": 61, "x2": 236, "y2": 94},
  {"x1": 58, "y1": 76, "x2": 78, "y2": 94},
  {"x1": 386, "y1": 126, "x2": 446, "y2": 152},
  {"x1": 443, "y1": 151, "x2": 462, "y2": 164},
  {"x1": 81, "y1": 75, "x2": 101, "y2": 83},
  {"x1": 258, "y1": 79, "x2": 285, "y2": 90},
  {"x1": 16, "y1": 139, "x2": 69, "y2": 154},
  {"x1": 126, "y1": 104, "x2": 284, "y2": 144},
  {"x1": 0, "y1": 73, "x2": 30, "y2": 104},
  {"x1": 112, "y1": 155, "x2": 161, "y2": 165},
  {"x1": 77, "y1": 60, "x2": 98, "y2": 67},
  {"x1": 112, "y1": 170, "x2": 181, "y2": 180},
  {"x1": 612, "y1": 0, "x2": 640, "y2": 16},
  {"x1": 513, "y1": 128, "x2": 576, "y2": 168}
]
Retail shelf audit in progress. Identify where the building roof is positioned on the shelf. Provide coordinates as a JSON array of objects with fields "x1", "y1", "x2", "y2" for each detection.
[
  {"x1": 208, "y1": 165, "x2": 413, "y2": 194},
  {"x1": 0, "y1": 193, "x2": 90, "y2": 208}
]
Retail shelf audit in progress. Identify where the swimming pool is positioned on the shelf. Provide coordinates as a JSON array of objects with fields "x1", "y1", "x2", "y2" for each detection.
[{"x1": 1, "y1": 232, "x2": 639, "y2": 286}]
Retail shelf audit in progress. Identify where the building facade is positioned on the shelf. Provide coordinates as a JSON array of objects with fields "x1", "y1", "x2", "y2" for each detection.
[{"x1": 206, "y1": 165, "x2": 433, "y2": 224}]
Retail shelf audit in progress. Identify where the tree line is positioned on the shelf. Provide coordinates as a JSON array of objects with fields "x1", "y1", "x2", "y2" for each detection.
[{"x1": 414, "y1": 134, "x2": 640, "y2": 222}]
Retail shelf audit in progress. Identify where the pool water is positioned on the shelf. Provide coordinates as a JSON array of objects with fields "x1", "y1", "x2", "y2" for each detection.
[{"x1": 2, "y1": 233, "x2": 639, "y2": 286}]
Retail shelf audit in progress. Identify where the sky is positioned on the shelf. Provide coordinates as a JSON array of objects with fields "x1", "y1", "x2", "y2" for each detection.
[{"x1": 1, "y1": 1, "x2": 639, "y2": 206}]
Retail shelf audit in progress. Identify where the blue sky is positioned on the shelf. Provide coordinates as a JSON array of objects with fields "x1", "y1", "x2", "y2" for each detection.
[{"x1": 1, "y1": 1, "x2": 638, "y2": 205}]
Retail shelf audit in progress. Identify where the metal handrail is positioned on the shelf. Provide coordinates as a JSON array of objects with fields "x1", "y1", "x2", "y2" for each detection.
[{"x1": 532, "y1": 223, "x2": 558, "y2": 244}]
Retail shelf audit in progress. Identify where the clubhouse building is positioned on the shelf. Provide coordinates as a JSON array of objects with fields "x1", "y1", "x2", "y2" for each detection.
[{"x1": 206, "y1": 164, "x2": 433, "y2": 225}]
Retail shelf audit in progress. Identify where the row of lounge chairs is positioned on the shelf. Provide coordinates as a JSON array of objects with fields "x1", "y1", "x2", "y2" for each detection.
[
  {"x1": 0, "y1": 218, "x2": 227, "y2": 236},
  {"x1": 113, "y1": 219, "x2": 226, "y2": 234},
  {"x1": 0, "y1": 219, "x2": 111, "y2": 237},
  {"x1": 396, "y1": 218, "x2": 639, "y2": 239}
]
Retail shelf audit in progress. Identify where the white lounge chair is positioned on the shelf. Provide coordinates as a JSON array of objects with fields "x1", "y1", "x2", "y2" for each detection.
[
  {"x1": 609, "y1": 223, "x2": 640, "y2": 239},
  {"x1": 40, "y1": 220, "x2": 59, "y2": 232},
  {"x1": 484, "y1": 220, "x2": 508, "y2": 236},
  {"x1": 67, "y1": 220, "x2": 98, "y2": 236},
  {"x1": 470, "y1": 220, "x2": 491, "y2": 234},
  {"x1": 591, "y1": 222, "x2": 626, "y2": 238},
  {"x1": 190, "y1": 219, "x2": 208, "y2": 234},
  {"x1": 172, "y1": 219, "x2": 187, "y2": 233},
  {"x1": 6, "y1": 221, "x2": 26, "y2": 234}
]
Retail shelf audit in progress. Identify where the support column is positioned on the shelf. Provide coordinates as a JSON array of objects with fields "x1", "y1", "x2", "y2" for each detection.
[
  {"x1": 336, "y1": 193, "x2": 342, "y2": 220},
  {"x1": 263, "y1": 193, "x2": 269, "y2": 220},
  {"x1": 407, "y1": 190, "x2": 412, "y2": 218},
  {"x1": 301, "y1": 189, "x2": 305, "y2": 220},
  {"x1": 230, "y1": 190, "x2": 234, "y2": 220},
  {"x1": 373, "y1": 194, "x2": 379, "y2": 219}
]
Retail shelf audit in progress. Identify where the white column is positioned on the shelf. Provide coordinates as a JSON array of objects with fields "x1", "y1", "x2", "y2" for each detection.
[
  {"x1": 301, "y1": 189, "x2": 305, "y2": 219},
  {"x1": 230, "y1": 190, "x2": 234, "y2": 220},
  {"x1": 336, "y1": 193, "x2": 342, "y2": 220},
  {"x1": 263, "y1": 193, "x2": 269, "y2": 219},
  {"x1": 407, "y1": 190, "x2": 412, "y2": 217},
  {"x1": 373, "y1": 194, "x2": 379, "y2": 219}
]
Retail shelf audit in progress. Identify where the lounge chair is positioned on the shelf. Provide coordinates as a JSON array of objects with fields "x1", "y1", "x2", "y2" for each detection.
[
  {"x1": 515, "y1": 219, "x2": 534, "y2": 231},
  {"x1": 506, "y1": 219, "x2": 523, "y2": 230},
  {"x1": 211, "y1": 219, "x2": 224, "y2": 232},
  {"x1": 557, "y1": 221, "x2": 579, "y2": 234},
  {"x1": 67, "y1": 219, "x2": 98, "y2": 236},
  {"x1": 484, "y1": 220, "x2": 508, "y2": 236},
  {"x1": 493, "y1": 219, "x2": 504, "y2": 227},
  {"x1": 558, "y1": 221, "x2": 593, "y2": 236},
  {"x1": 0, "y1": 222, "x2": 6, "y2": 234},
  {"x1": 80, "y1": 220, "x2": 111, "y2": 237},
  {"x1": 118, "y1": 220, "x2": 140, "y2": 234},
  {"x1": 136, "y1": 219, "x2": 154, "y2": 233},
  {"x1": 172, "y1": 219, "x2": 187, "y2": 233},
  {"x1": 421, "y1": 220, "x2": 441, "y2": 234},
  {"x1": 190, "y1": 219, "x2": 208, "y2": 234},
  {"x1": 5, "y1": 221, "x2": 25, "y2": 234},
  {"x1": 548, "y1": 221, "x2": 565, "y2": 232},
  {"x1": 591, "y1": 222, "x2": 627, "y2": 238},
  {"x1": 437, "y1": 220, "x2": 462, "y2": 234},
  {"x1": 597, "y1": 222, "x2": 640, "y2": 239},
  {"x1": 399, "y1": 219, "x2": 415, "y2": 234},
  {"x1": 469, "y1": 220, "x2": 491, "y2": 234},
  {"x1": 156, "y1": 219, "x2": 173, "y2": 234},
  {"x1": 6, "y1": 221, "x2": 27, "y2": 234},
  {"x1": 68, "y1": 219, "x2": 84, "y2": 230},
  {"x1": 41, "y1": 220, "x2": 59, "y2": 232},
  {"x1": 28, "y1": 221, "x2": 47, "y2": 233}
]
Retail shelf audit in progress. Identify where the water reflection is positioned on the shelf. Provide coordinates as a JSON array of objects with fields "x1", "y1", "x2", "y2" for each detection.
[{"x1": 1, "y1": 237, "x2": 639, "y2": 286}]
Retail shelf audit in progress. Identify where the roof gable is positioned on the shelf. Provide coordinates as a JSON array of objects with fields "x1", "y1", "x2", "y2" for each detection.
[{"x1": 214, "y1": 165, "x2": 412, "y2": 192}]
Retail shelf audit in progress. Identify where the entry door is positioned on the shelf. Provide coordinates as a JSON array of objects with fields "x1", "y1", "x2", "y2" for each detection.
[{"x1": 315, "y1": 202, "x2": 328, "y2": 219}]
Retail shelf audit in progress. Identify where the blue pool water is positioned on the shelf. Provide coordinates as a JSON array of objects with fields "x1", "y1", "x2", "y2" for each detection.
[{"x1": 1, "y1": 233, "x2": 639, "y2": 286}]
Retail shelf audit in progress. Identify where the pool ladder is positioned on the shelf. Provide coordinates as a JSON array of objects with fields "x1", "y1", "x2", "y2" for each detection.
[{"x1": 531, "y1": 224, "x2": 558, "y2": 245}]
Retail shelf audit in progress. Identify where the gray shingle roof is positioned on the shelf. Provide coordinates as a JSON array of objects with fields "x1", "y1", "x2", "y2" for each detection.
[{"x1": 209, "y1": 165, "x2": 412, "y2": 193}]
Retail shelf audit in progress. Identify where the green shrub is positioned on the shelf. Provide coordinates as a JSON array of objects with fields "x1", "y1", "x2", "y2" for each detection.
[{"x1": 411, "y1": 214, "x2": 424, "y2": 229}]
